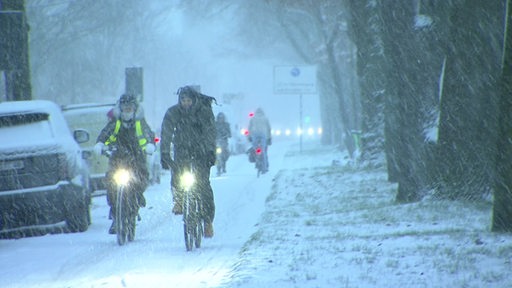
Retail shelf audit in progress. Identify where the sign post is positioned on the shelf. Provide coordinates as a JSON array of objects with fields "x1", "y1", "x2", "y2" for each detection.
[
  {"x1": 125, "y1": 67, "x2": 143, "y2": 102},
  {"x1": 273, "y1": 65, "x2": 317, "y2": 152}
]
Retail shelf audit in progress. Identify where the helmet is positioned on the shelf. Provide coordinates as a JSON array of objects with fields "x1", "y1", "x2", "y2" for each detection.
[
  {"x1": 119, "y1": 93, "x2": 138, "y2": 106},
  {"x1": 217, "y1": 112, "x2": 226, "y2": 121},
  {"x1": 177, "y1": 86, "x2": 199, "y2": 100},
  {"x1": 176, "y1": 86, "x2": 197, "y2": 111},
  {"x1": 118, "y1": 93, "x2": 137, "y2": 122}
]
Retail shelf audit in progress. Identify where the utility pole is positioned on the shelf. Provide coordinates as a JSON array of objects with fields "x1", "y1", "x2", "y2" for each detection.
[
  {"x1": 125, "y1": 67, "x2": 143, "y2": 102},
  {"x1": 0, "y1": 0, "x2": 32, "y2": 101}
]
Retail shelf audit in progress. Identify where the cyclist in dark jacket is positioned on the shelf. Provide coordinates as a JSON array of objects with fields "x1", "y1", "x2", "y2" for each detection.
[{"x1": 160, "y1": 85, "x2": 217, "y2": 237}]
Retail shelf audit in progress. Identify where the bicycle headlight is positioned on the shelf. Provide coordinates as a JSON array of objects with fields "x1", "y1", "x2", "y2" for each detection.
[
  {"x1": 216, "y1": 147, "x2": 222, "y2": 154},
  {"x1": 181, "y1": 171, "x2": 195, "y2": 190},
  {"x1": 113, "y1": 168, "x2": 131, "y2": 187}
]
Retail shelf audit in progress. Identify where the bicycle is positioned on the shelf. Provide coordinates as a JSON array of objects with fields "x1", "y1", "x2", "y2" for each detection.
[
  {"x1": 103, "y1": 146, "x2": 142, "y2": 246},
  {"x1": 178, "y1": 158, "x2": 203, "y2": 251}
]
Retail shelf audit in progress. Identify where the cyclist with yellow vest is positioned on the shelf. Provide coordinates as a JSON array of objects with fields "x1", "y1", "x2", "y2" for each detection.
[{"x1": 94, "y1": 93, "x2": 155, "y2": 234}]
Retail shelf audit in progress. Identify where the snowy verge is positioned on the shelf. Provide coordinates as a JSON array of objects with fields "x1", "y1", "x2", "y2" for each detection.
[{"x1": 223, "y1": 144, "x2": 512, "y2": 288}]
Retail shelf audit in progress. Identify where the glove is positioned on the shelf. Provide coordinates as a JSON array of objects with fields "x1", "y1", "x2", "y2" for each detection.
[
  {"x1": 267, "y1": 138, "x2": 272, "y2": 146},
  {"x1": 145, "y1": 143, "x2": 156, "y2": 155},
  {"x1": 207, "y1": 150, "x2": 216, "y2": 167},
  {"x1": 94, "y1": 142, "x2": 105, "y2": 156}
]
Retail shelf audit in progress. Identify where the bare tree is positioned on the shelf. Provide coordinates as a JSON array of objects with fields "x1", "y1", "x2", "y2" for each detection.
[
  {"x1": 0, "y1": 0, "x2": 32, "y2": 101},
  {"x1": 26, "y1": 0, "x2": 168, "y2": 103},
  {"x1": 234, "y1": 0, "x2": 360, "y2": 147},
  {"x1": 436, "y1": 0, "x2": 502, "y2": 200},
  {"x1": 492, "y1": 0, "x2": 512, "y2": 232},
  {"x1": 346, "y1": 0, "x2": 386, "y2": 167},
  {"x1": 378, "y1": 1, "x2": 445, "y2": 202}
]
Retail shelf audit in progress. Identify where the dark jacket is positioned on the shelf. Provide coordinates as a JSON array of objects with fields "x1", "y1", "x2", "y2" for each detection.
[
  {"x1": 160, "y1": 93, "x2": 216, "y2": 167},
  {"x1": 216, "y1": 121, "x2": 231, "y2": 142}
]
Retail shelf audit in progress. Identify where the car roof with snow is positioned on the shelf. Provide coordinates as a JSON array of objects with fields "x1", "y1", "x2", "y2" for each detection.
[
  {"x1": 61, "y1": 102, "x2": 115, "y2": 113},
  {"x1": 0, "y1": 99, "x2": 69, "y2": 130},
  {"x1": 0, "y1": 100, "x2": 77, "y2": 152}
]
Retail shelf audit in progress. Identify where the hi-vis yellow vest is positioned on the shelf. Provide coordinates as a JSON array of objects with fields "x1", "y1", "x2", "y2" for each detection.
[{"x1": 105, "y1": 120, "x2": 148, "y2": 150}]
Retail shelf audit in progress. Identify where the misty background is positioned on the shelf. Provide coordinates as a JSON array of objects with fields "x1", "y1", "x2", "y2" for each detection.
[
  {"x1": 9, "y1": 1, "x2": 512, "y2": 231},
  {"x1": 25, "y1": 0, "x2": 338, "y2": 135}
]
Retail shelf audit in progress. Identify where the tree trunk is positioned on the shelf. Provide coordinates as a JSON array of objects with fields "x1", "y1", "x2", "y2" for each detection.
[
  {"x1": 346, "y1": 0, "x2": 387, "y2": 168},
  {"x1": 492, "y1": 0, "x2": 512, "y2": 232},
  {"x1": 380, "y1": 1, "x2": 439, "y2": 202},
  {"x1": 436, "y1": 0, "x2": 502, "y2": 200},
  {"x1": 0, "y1": 0, "x2": 32, "y2": 101}
]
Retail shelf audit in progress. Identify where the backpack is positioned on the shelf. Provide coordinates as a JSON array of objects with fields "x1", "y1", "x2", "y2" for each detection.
[{"x1": 197, "y1": 92, "x2": 217, "y2": 109}]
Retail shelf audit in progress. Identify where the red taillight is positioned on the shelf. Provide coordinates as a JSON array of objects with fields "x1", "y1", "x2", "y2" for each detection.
[
  {"x1": 154, "y1": 137, "x2": 160, "y2": 143},
  {"x1": 255, "y1": 147, "x2": 262, "y2": 155}
]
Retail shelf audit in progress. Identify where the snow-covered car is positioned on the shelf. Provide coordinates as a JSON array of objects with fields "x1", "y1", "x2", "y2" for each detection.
[
  {"x1": 0, "y1": 100, "x2": 91, "y2": 238},
  {"x1": 61, "y1": 103, "x2": 115, "y2": 192}
]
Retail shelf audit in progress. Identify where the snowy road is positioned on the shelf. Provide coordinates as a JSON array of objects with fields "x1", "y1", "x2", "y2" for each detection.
[{"x1": 0, "y1": 141, "x2": 290, "y2": 288}]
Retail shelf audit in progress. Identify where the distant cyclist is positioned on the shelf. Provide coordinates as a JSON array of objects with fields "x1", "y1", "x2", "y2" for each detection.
[
  {"x1": 215, "y1": 112, "x2": 231, "y2": 175},
  {"x1": 248, "y1": 107, "x2": 271, "y2": 173}
]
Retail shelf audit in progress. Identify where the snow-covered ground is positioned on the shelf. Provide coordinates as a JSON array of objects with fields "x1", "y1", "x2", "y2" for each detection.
[
  {"x1": 1, "y1": 139, "x2": 512, "y2": 287},
  {"x1": 227, "y1": 143, "x2": 512, "y2": 288}
]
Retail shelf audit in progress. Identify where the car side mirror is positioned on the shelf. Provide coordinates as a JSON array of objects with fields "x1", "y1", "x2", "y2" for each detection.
[{"x1": 73, "y1": 129, "x2": 90, "y2": 144}]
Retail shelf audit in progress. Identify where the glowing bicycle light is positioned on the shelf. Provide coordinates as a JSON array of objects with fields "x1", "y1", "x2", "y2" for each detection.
[
  {"x1": 181, "y1": 171, "x2": 195, "y2": 190},
  {"x1": 113, "y1": 168, "x2": 131, "y2": 186},
  {"x1": 216, "y1": 147, "x2": 222, "y2": 154}
]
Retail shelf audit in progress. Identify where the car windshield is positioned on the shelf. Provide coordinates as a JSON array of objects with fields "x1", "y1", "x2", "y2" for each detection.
[{"x1": 0, "y1": 113, "x2": 54, "y2": 144}]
